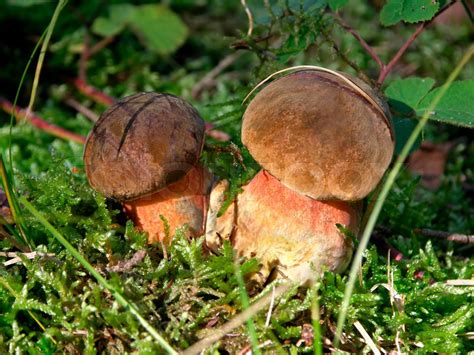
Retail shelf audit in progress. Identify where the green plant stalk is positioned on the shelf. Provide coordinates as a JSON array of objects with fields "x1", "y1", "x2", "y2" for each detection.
[
  {"x1": 19, "y1": 196, "x2": 178, "y2": 355},
  {"x1": 311, "y1": 284, "x2": 322, "y2": 355},
  {"x1": 333, "y1": 44, "x2": 474, "y2": 347},
  {"x1": 233, "y1": 259, "x2": 261, "y2": 354},
  {"x1": 0, "y1": 155, "x2": 31, "y2": 249},
  {"x1": 27, "y1": 0, "x2": 67, "y2": 113}
]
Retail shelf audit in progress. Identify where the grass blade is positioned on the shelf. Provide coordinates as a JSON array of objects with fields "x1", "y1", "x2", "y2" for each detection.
[
  {"x1": 27, "y1": 0, "x2": 67, "y2": 114},
  {"x1": 19, "y1": 196, "x2": 178, "y2": 355},
  {"x1": 333, "y1": 45, "x2": 474, "y2": 347}
]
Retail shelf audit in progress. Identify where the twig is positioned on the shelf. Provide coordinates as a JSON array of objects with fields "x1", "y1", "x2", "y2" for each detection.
[
  {"x1": 353, "y1": 321, "x2": 381, "y2": 355},
  {"x1": 183, "y1": 283, "x2": 291, "y2": 355},
  {"x1": 64, "y1": 97, "x2": 99, "y2": 122},
  {"x1": 446, "y1": 279, "x2": 474, "y2": 286},
  {"x1": 335, "y1": 1, "x2": 458, "y2": 85},
  {"x1": 377, "y1": 23, "x2": 425, "y2": 84},
  {"x1": 264, "y1": 285, "x2": 276, "y2": 327},
  {"x1": 321, "y1": 30, "x2": 373, "y2": 85},
  {"x1": 78, "y1": 31, "x2": 90, "y2": 82},
  {"x1": 1, "y1": 251, "x2": 55, "y2": 266},
  {"x1": 0, "y1": 97, "x2": 86, "y2": 144},
  {"x1": 240, "y1": 0, "x2": 254, "y2": 37},
  {"x1": 73, "y1": 78, "x2": 115, "y2": 106},
  {"x1": 79, "y1": 31, "x2": 115, "y2": 82},
  {"x1": 89, "y1": 35, "x2": 115, "y2": 57},
  {"x1": 106, "y1": 250, "x2": 147, "y2": 273},
  {"x1": 414, "y1": 228, "x2": 474, "y2": 244},
  {"x1": 333, "y1": 12, "x2": 384, "y2": 69},
  {"x1": 191, "y1": 51, "x2": 243, "y2": 99}
]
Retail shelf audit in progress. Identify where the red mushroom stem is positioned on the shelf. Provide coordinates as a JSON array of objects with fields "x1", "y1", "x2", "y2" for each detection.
[{"x1": 123, "y1": 164, "x2": 214, "y2": 244}]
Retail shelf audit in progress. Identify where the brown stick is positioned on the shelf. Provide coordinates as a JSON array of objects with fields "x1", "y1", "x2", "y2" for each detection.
[
  {"x1": 0, "y1": 97, "x2": 86, "y2": 144},
  {"x1": 414, "y1": 228, "x2": 474, "y2": 244},
  {"x1": 64, "y1": 97, "x2": 99, "y2": 122},
  {"x1": 183, "y1": 283, "x2": 291, "y2": 355},
  {"x1": 191, "y1": 51, "x2": 243, "y2": 99}
]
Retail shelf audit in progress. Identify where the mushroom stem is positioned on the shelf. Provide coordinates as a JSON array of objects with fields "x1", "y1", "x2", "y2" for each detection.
[
  {"x1": 208, "y1": 170, "x2": 361, "y2": 284},
  {"x1": 123, "y1": 164, "x2": 214, "y2": 244}
]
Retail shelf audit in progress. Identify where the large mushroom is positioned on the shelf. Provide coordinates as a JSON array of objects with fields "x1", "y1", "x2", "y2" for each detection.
[
  {"x1": 206, "y1": 69, "x2": 394, "y2": 284},
  {"x1": 84, "y1": 92, "x2": 214, "y2": 244}
]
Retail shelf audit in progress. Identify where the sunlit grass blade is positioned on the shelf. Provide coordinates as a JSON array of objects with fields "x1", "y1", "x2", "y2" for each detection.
[
  {"x1": 333, "y1": 45, "x2": 474, "y2": 347},
  {"x1": 27, "y1": 0, "x2": 67, "y2": 114},
  {"x1": 19, "y1": 196, "x2": 178, "y2": 355},
  {"x1": 0, "y1": 154, "x2": 31, "y2": 250}
]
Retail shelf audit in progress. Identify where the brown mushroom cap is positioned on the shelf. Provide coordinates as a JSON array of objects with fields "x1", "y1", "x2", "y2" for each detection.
[
  {"x1": 242, "y1": 70, "x2": 394, "y2": 201},
  {"x1": 84, "y1": 92, "x2": 205, "y2": 201}
]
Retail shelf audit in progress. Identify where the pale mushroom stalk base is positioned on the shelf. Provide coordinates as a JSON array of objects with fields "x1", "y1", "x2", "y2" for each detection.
[
  {"x1": 206, "y1": 170, "x2": 361, "y2": 285},
  {"x1": 124, "y1": 164, "x2": 214, "y2": 244}
]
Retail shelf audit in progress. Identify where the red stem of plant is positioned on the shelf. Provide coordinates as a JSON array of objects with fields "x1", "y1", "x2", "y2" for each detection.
[
  {"x1": 336, "y1": 1, "x2": 457, "y2": 85},
  {"x1": 73, "y1": 78, "x2": 116, "y2": 106},
  {"x1": 333, "y1": 13, "x2": 384, "y2": 70},
  {"x1": 376, "y1": 24, "x2": 426, "y2": 85},
  {"x1": 0, "y1": 97, "x2": 86, "y2": 144}
]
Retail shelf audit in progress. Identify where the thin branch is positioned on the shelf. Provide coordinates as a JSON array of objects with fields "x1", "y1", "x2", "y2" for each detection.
[
  {"x1": 78, "y1": 31, "x2": 90, "y2": 82},
  {"x1": 89, "y1": 35, "x2": 115, "y2": 57},
  {"x1": 191, "y1": 51, "x2": 243, "y2": 99},
  {"x1": 377, "y1": 23, "x2": 425, "y2": 84},
  {"x1": 64, "y1": 97, "x2": 99, "y2": 122},
  {"x1": 73, "y1": 78, "x2": 115, "y2": 106},
  {"x1": 321, "y1": 30, "x2": 373, "y2": 86},
  {"x1": 183, "y1": 283, "x2": 291, "y2": 355},
  {"x1": 377, "y1": 1, "x2": 458, "y2": 84},
  {"x1": 0, "y1": 97, "x2": 86, "y2": 144},
  {"x1": 333, "y1": 12, "x2": 384, "y2": 70},
  {"x1": 414, "y1": 228, "x2": 474, "y2": 244}
]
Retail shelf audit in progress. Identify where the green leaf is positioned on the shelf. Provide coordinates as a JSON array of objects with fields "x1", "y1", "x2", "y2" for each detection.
[
  {"x1": 327, "y1": 0, "x2": 348, "y2": 11},
  {"x1": 386, "y1": 77, "x2": 474, "y2": 128},
  {"x1": 416, "y1": 80, "x2": 474, "y2": 127},
  {"x1": 380, "y1": 0, "x2": 440, "y2": 26},
  {"x1": 385, "y1": 77, "x2": 435, "y2": 115},
  {"x1": 129, "y1": 4, "x2": 188, "y2": 55},
  {"x1": 91, "y1": 4, "x2": 135, "y2": 37}
]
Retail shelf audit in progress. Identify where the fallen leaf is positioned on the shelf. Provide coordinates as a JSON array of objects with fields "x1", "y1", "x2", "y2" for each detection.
[{"x1": 407, "y1": 141, "x2": 455, "y2": 190}]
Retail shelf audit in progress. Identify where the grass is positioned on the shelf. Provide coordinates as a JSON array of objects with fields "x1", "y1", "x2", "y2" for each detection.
[{"x1": 0, "y1": 0, "x2": 473, "y2": 353}]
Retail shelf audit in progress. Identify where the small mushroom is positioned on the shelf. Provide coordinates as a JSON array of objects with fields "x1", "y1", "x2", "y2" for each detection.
[
  {"x1": 206, "y1": 69, "x2": 394, "y2": 284},
  {"x1": 84, "y1": 92, "x2": 214, "y2": 243}
]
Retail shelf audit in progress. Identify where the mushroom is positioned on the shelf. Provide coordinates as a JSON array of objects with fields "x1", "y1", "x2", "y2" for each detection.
[
  {"x1": 206, "y1": 69, "x2": 394, "y2": 284},
  {"x1": 84, "y1": 92, "x2": 214, "y2": 244}
]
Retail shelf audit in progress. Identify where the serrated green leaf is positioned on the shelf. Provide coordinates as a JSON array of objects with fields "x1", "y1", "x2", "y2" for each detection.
[
  {"x1": 385, "y1": 77, "x2": 436, "y2": 114},
  {"x1": 380, "y1": 0, "x2": 440, "y2": 26},
  {"x1": 129, "y1": 4, "x2": 188, "y2": 55},
  {"x1": 327, "y1": 0, "x2": 348, "y2": 11},
  {"x1": 416, "y1": 80, "x2": 474, "y2": 127}
]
